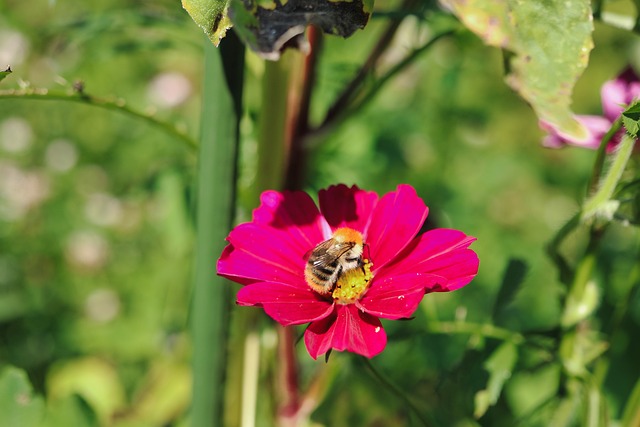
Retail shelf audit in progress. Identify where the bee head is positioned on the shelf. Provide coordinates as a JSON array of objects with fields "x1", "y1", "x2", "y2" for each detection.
[{"x1": 332, "y1": 227, "x2": 363, "y2": 247}]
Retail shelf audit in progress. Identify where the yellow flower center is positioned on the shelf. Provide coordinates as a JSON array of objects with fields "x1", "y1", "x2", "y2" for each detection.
[{"x1": 332, "y1": 259, "x2": 373, "y2": 304}]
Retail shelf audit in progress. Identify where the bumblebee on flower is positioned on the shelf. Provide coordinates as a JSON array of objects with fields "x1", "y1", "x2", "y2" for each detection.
[{"x1": 217, "y1": 184, "x2": 479, "y2": 359}]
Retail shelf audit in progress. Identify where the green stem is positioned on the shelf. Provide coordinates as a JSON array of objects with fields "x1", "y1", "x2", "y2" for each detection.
[
  {"x1": 588, "y1": 118, "x2": 621, "y2": 194},
  {"x1": 190, "y1": 33, "x2": 245, "y2": 427},
  {"x1": 582, "y1": 133, "x2": 636, "y2": 221},
  {"x1": 422, "y1": 320, "x2": 525, "y2": 345},
  {"x1": 361, "y1": 358, "x2": 434, "y2": 427},
  {"x1": 0, "y1": 87, "x2": 197, "y2": 150},
  {"x1": 255, "y1": 54, "x2": 294, "y2": 195}
]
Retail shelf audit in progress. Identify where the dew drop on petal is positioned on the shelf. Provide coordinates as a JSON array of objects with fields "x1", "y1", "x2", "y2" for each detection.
[{"x1": 374, "y1": 326, "x2": 381, "y2": 333}]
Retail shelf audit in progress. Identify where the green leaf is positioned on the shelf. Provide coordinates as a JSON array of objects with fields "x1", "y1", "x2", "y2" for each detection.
[
  {"x1": 181, "y1": 0, "x2": 233, "y2": 46},
  {"x1": 0, "y1": 366, "x2": 45, "y2": 427},
  {"x1": 622, "y1": 101, "x2": 640, "y2": 137},
  {"x1": 229, "y1": 0, "x2": 372, "y2": 60},
  {"x1": 41, "y1": 395, "x2": 98, "y2": 427},
  {"x1": 474, "y1": 342, "x2": 518, "y2": 418},
  {"x1": 492, "y1": 258, "x2": 528, "y2": 325},
  {"x1": 442, "y1": 0, "x2": 594, "y2": 140},
  {"x1": 0, "y1": 66, "x2": 12, "y2": 83}
]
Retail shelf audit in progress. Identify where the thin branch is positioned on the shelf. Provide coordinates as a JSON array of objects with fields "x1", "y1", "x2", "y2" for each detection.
[
  {"x1": 311, "y1": 29, "x2": 454, "y2": 138},
  {"x1": 0, "y1": 87, "x2": 197, "y2": 150},
  {"x1": 318, "y1": 0, "x2": 420, "y2": 132}
]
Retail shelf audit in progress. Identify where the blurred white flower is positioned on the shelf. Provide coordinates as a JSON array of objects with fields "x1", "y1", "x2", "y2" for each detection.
[
  {"x1": 0, "y1": 29, "x2": 29, "y2": 67},
  {"x1": 147, "y1": 72, "x2": 192, "y2": 108},
  {"x1": 0, "y1": 162, "x2": 50, "y2": 220},
  {"x1": 45, "y1": 139, "x2": 78, "y2": 173},
  {"x1": 85, "y1": 193, "x2": 123, "y2": 227},
  {"x1": 1, "y1": 117, "x2": 34, "y2": 153},
  {"x1": 84, "y1": 288, "x2": 120, "y2": 323},
  {"x1": 65, "y1": 230, "x2": 109, "y2": 270}
]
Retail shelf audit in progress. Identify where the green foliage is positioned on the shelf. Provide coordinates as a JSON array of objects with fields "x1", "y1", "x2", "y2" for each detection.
[
  {"x1": 0, "y1": 367, "x2": 45, "y2": 427},
  {"x1": 181, "y1": 0, "x2": 232, "y2": 46},
  {"x1": 622, "y1": 101, "x2": 640, "y2": 137},
  {"x1": 442, "y1": 0, "x2": 594, "y2": 140},
  {"x1": 0, "y1": 67, "x2": 11, "y2": 83},
  {"x1": 0, "y1": 0, "x2": 639, "y2": 426}
]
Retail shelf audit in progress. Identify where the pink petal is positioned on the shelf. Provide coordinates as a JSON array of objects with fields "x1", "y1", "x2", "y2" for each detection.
[
  {"x1": 540, "y1": 116, "x2": 611, "y2": 150},
  {"x1": 217, "y1": 223, "x2": 307, "y2": 286},
  {"x1": 252, "y1": 190, "x2": 329, "y2": 254},
  {"x1": 319, "y1": 184, "x2": 379, "y2": 232},
  {"x1": 304, "y1": 305, "x2": 387, "y2": 359},
  {"x1": 357, "y1": 273, "x2": 445, "y2": 319},
  {"x1": 237, "y1": 281, "x2": 334, "y2": 326},
  {"x1": 364, "y1": 185, "x2": 429, "y2": 270},
  {"x1": 380, "y1": 229, "x2": 479, "y2": 292},
  {"x1": 601, "y1": 67, "x2": 640, "y2": 120}
]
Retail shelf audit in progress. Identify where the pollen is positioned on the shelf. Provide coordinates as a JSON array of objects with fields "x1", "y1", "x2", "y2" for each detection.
[{"x1": 332, "y1": 259, "x2": 373, "y2": 304}]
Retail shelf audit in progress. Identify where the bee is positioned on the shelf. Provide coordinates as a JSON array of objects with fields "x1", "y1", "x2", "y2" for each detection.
[{"x1": 304, "y1": 228, "x2": 364, "y2": 296}]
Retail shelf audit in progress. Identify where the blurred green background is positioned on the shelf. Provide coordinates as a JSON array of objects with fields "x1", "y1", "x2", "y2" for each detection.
[{"x1": 1, "y1": 0, "x2": 639, "y2": 425}]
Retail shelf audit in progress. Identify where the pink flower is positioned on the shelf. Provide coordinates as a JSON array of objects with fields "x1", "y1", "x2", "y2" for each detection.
[
  {"x1": 541, "y1": 67, "x2": 640, "y2": 150},
  {"x1": 217, "y1": 184, "x2": 479, "y2": 359}
]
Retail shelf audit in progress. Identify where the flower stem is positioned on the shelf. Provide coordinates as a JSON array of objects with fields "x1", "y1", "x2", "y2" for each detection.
[
  {"x1": 583, "y1": 133, "x2": 636, "y2": 221},
  {"x1": 190, "y1": 33, "x2": 244, "y2": 427},
  {"x1": 255, "y1": 53, "x2": 295, "y2": 195},
  {"x1": 361, "y1": 357, "x2": 434, "y2": 427},
  {"x1": 422, "y1": 320, "x2": 525, "y2": 344},
  {"x1": 0, "y1": 87, "x2": 197, "y2": 151}
]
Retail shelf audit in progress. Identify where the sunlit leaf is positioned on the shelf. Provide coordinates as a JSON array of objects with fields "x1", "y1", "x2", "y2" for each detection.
[
  {"x1": 229, "y1": 0, "x2": 373, "y2": 60},
  {"x1": 0, "y1": 66, "x2": 12, "y2": 83},
  {"x1": 441, "y1": 0, "x2": 594, "y2": 141},
  {"x1": 474, "y1": 342, "x2": 518, "y2": 418},
  {"x1": 46, "y1": 357, "x2": 126, "y2": 425},
  {"x1": 0, "y1": 366, "x2": 45, "y2": 427},
  {"x1": 118, "y1": 361, "x2": 191, "y2": 425},
  {"x1": 182, "y1": 0, "x2": 233, "y2": 46}
]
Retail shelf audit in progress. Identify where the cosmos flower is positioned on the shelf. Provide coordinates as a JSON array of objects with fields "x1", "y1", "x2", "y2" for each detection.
[
  {"x1": 541, "y1": 67, "x2": 640, "y2": 150},
  {"x1": 217, "y1": 184, "x2": 479, "y2": 359}
]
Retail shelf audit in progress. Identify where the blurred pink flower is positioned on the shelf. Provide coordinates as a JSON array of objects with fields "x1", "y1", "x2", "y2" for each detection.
[
  {"x1": 217, "y1": 184, "x2": 479, "y2": 359},
  {"x1": 541, "y1": 67, "x2": 640, "y2": 150}
]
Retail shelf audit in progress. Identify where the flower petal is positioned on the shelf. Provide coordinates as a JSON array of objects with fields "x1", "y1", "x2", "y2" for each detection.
[
  {"x1": 365, "y1": 185, "x2": 428, "y2": 270},
  {"x1": 357, "y1": 273, "x2": 444, "y2": 319},
  {"x1": 319, "y1": 184, "x2": 379, "y2": 233},
  {"x1": 601, "y1": 67, "x2": 640, "y2": 120},
  {"x1": 304, "y1": 305, "x2": 386, "y2": 359},
  {"x1": 217, "y1": 223, "x2": 307, "y2": 286},
  {"x1": 253, "y1": 190, "x2": 329, "y2": 254},
  {"x1": 540, "y1": 116, "x2": 611, "y2": 150},
  {"x1": 380, "y1": 229, "x2": 479, "y2": 292},
  {"x1": 237, "y1": 281, "x2": 334, "y2": 326}
]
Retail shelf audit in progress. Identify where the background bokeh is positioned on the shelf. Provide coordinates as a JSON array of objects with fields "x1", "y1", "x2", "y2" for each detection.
[{"x1": 1, "y1": 0, "x2": 639, "y2": 425}]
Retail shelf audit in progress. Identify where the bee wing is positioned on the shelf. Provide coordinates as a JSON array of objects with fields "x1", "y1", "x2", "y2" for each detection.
[{"x1": 308, "y1": 240, "x2": 354, "y2": 266}]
